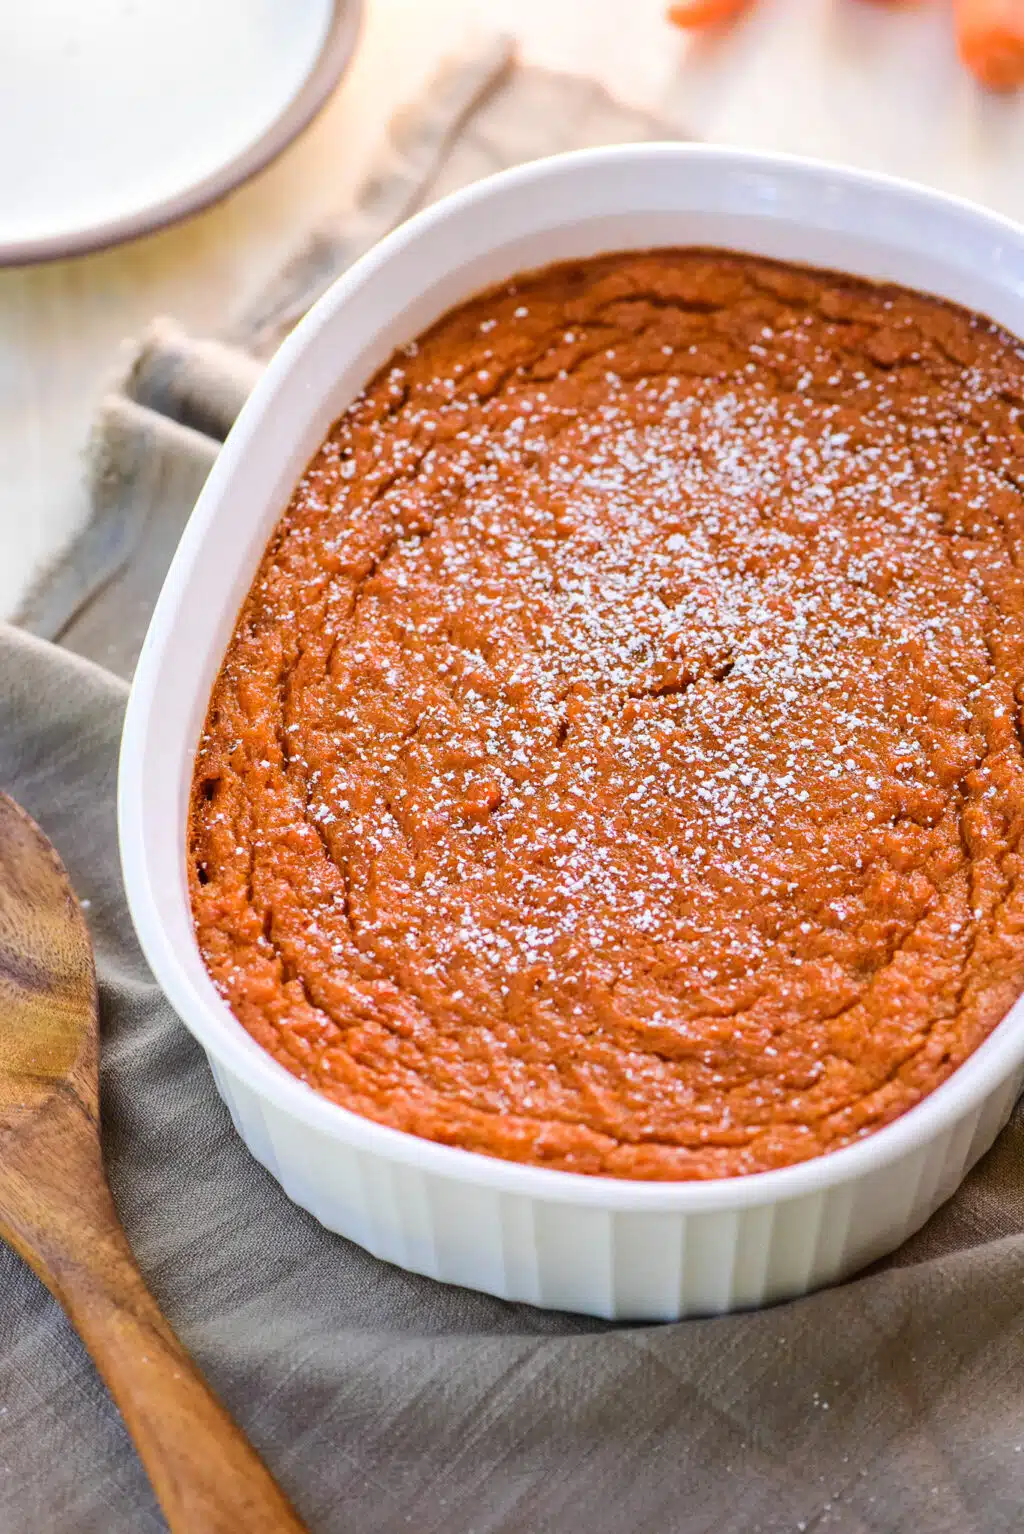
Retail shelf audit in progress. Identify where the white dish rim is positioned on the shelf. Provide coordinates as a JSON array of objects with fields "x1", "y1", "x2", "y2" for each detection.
[{"x1": 119, "y1": 140, "x2": 1024, "y2": 1217}]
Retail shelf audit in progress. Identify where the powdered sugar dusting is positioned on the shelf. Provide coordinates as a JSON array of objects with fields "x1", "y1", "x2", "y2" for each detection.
[{"x1": 189, "y1": 249, "x2": 1024, "y2": 1180}]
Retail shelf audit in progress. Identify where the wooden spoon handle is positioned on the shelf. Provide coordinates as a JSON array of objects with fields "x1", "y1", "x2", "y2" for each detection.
[
  {"x1": 54, "y1": 1221, "x2": 307, "y2": 1532},
  {"x1": 2, "y1": 1129, "x2": 307, "y2": 1533}
]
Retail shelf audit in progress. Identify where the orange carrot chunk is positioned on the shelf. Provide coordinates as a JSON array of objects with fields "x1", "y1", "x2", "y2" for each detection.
[
  {"x1": 667, "y1": 0, "x2": 754, "y2": 28},
  {"x1": 955, "y1": 0, "x2": 1024, "y2": 88}
]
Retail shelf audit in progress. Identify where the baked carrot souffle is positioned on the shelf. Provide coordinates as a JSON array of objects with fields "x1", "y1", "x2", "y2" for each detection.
[{"x1": 189, "y1": 249, "x2": 1024, "y2": 1180}]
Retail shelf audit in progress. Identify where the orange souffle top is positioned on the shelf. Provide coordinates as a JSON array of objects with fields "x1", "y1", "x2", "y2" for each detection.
[{"x1": 189, "y1": 249, "x2": 1024, "y2": 1180}]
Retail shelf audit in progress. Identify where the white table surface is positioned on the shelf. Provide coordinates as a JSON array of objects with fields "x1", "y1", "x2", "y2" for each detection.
[{"x1": 2, "y1": 0, "x2": 1023, "y2": 620}]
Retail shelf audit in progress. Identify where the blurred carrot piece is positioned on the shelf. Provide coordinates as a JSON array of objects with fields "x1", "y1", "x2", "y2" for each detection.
[
  {"x1": 955, "y1": 0, "x2": 1024, "y2": 87},
  {"x1": 667, "y1": 0, "x2": 753, "y2": 28}
]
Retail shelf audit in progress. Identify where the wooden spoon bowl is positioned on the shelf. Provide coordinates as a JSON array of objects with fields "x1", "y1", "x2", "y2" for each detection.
[{"x1": 0, "y1": 791, "x2": 308, "y2": 1533}]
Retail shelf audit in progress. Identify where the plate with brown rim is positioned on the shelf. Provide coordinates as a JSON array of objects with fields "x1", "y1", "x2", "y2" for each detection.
[{"x1": 0, "y1": 0, "x2": 363, "y2": 266}]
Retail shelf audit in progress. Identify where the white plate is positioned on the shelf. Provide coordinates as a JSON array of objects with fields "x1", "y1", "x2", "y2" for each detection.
[
  {"x1": 120, "y1": 145, "x2": 1024, "y2": 1320},
  {"x1": 0, "y1": 0, "x2": 362, "y2": 265}
]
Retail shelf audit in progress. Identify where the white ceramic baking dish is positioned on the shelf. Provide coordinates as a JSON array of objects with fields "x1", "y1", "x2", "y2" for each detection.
[{"x1": 119, "y1": 144, "x2": 1024, "y2": 1321}]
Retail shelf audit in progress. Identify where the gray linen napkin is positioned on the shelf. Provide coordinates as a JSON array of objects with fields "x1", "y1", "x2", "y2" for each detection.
[
  {"x1": 4, "y1": 36, "x2": 1024, "y2": 1534},
  {"x1": 5, "y1": 621, "x2": 1024, "y2": 1533}
]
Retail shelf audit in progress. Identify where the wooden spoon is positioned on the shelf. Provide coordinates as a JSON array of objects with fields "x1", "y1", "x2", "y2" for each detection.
[{"x1": 0, "y1": 791, "x2": 308, "y2": 1533}]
